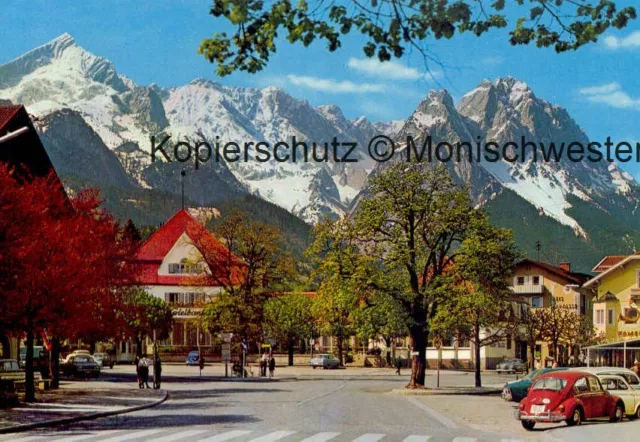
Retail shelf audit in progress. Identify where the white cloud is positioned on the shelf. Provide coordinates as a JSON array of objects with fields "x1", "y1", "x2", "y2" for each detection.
[
  {"x1": 347, "y1": 57, "x2": 443, "y2": 82},
  {"x1": 481, "y1": 56, "x2": 504, "y2": 66},
  {"x1": 603, "y1": 31, "x2": 640, "y2": 50},
  {"x1": 579, "y1": 82, "x2": 640, "y2": 109},
  {"x1": 286, "y1": 74, "x2": 384, "y2": 94}
]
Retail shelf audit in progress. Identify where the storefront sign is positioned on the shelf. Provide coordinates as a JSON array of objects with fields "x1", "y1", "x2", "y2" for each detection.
[{"x1": 171, "y1": 308, "x2": 202, "y2": 318}]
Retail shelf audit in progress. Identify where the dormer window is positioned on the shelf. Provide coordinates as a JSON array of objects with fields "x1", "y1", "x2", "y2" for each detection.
[
  {"x1": 516, "y1": 276, "x2": 525, "y2": 286},
  {"x1": 532, "y1": 276, "x2": 540, "y2": 285}
]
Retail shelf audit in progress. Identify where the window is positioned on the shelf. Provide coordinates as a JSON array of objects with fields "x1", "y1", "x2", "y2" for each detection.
[
  {"x1": 574, "y1": 377, "x2": 589, "y2": 394},
  {"x1": 506, "y1": 335, "x2": 511, "y2": 350},
  {"x1": 608, "y1": 309, "x2": 615, "y2": 325},
  {"x1": 532, "y1": 276, "x2": 540, "y2": 285},
  {"x1": 596, "y1": 309, "x2": 605, "y2": 325},
  {"x1": 588, "y1": 376, "x2": 603, "y2": 392},
  {"x1": 532, "y1": 377, "x2": 567, "y2": 391},
  {"x1": 168, "y1": 259, "x2": 196, "y2": 274},
  {"x1": 516, "y1": 276, "x2": 525, "y2": 286},
  {"x1": 165, "y1": 292, "x2": 205, "y2": 305},
  {"x1": 531, "y1": 297, "x2": 543, "y2": 308}
]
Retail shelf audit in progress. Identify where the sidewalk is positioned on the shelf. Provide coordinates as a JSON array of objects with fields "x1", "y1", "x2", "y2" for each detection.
[{"x1": 0, "y1": 382, "x2": 166, "y2": 433}]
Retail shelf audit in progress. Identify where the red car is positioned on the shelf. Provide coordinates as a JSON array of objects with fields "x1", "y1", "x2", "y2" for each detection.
[{"x1": 516, "y1": 371, "x2": 625, "y2": 430}]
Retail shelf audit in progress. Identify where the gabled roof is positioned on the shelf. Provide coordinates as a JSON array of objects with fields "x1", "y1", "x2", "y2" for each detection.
[
  {"x1": 592, "y1": 255, "x2": 627, "y2": 273},
  {"x1": 584, "y1": 253, "x2": 640, "y2": 288},
  {"x1": 133, "y1": 209, "x2": 243, "y2": 286},
  {"x1": 515, "y1": 258, "x2": 587, "y2": 286}
]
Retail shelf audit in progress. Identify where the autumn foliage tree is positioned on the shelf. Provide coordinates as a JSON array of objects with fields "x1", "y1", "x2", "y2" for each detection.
[{"x1": 0, "y1": 165, "x2": 134, "y2": 399}]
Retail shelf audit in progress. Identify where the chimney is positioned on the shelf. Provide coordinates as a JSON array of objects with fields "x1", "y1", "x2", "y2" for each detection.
[{"x1": 559, "y1": 262, "x2": 571, "y2": 273}]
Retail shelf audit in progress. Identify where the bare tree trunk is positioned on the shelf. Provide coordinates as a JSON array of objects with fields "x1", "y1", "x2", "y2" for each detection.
[
  {"x1": 287, "y1": 339, "x2": 294, "y2": 366},
  {"x1": 49, "y1": 336, "x2": 61, "y2": 389},
  {"x1": 25, "y1": 328, "x2": 35, "y2": 402},
  {"x1": 384, "y1": 336, "x2": 392, "y2": 366},
  {"x1": 530, "y1": 342, "x2": 536, "y2": 370},
  {"x1": 407, "y1": 326, "x2": 426, "y2": 389},
  {"x1": 336, "y1": 335, "x2": 344, "y2": 366},
  {"x1": 474, "y1": 324, "x2": 482, "y2": 388}
]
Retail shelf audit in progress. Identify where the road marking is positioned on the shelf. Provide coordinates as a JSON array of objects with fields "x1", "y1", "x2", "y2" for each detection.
[
  {"x1": 402, "y1": 436, "x2": 431, "y2": 442},
  {"x1": 99, "y1": 429, "x2": 164, "y2": 442},
  {"x1": 148, "y1": 429, "x2": 209, "y2": 441},
  {"x1": 451, "y1": 438, "x2": 477, "y2": 442},
  {"x1": 299, "y1": 432, "x2": 340, "y2": 442},
  {"x1": 198, "y1": 430, "x2": 253, "y2": 442},
  {"x1": 247, "y1": 431, "x2": 296, "y2": 442},
  {"x1": 50, "y1": 430, "x2": 121, "y2": 441},
  {"x1": 405, "y1": 397, "x2": 459, "y2": 429},
  {"x1": 297, "y1": 384, "x2": 345, "y2": 406},
  {"x1": 350, "y1": 434, "x2": 385, "y2": 442}
]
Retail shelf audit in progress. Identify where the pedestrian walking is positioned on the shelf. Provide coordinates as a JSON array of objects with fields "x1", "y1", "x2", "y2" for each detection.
[
  {"x1": 268, "y1": 355, "x2": 275, "y2": 378},
  {"x1": 153, "y1": 354, "x2": 162, "y2": 389},
  {"x1": 134, "y1": 354, "x2": 143, "y2": 389},
  {"x1": 395, "y1": 358, "x2": 402, "y2": 376},
  {"x1": 632, "y1": 360, "x2": 640, "y2": 376},
  {"x1": 138, "y1": 353, "x2": 151, "y2": 388},
  {"x1": 261, "y1": 352, "x2": 268, "y2": 377}
]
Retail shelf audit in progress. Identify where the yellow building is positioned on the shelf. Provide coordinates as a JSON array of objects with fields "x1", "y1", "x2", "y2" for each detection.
[
  {"x1": 511, "y1": 259, "x2": 594, "y2": 367},
  {"x1": 583, "y1": 254, "x2": 640, "y2": 367}
]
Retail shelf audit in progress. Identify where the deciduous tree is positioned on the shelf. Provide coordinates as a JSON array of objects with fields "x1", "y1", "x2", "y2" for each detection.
[
  {"x1": 432, "y1": 215, "x2": 520, "y2": 387},
  {"x1": 353, "y1": 163, "x2": 476, "y2": 388},
  {"x1": 263, "y1": 293, "x2": 314, "y2": 365},
  {"x1": 200, "y1": 1, "x2": 636, "y2": 76},
  {"x1": 120, "y1": 288, "x2": 173, "y2": 357}
]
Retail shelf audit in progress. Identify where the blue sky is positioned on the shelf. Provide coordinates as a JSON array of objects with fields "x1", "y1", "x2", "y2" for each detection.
[{"x1": 2, "y1": 0, "x2": 640, "y2": 177}]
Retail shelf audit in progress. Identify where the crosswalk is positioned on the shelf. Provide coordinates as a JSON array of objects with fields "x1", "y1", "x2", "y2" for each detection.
[{"x1": 0, "y1": 428, "x2": 525, "y2": 442}]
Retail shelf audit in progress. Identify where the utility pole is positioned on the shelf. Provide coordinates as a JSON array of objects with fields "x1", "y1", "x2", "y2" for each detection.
[
  {"x1": 180, "y1": 169, "x2": 186, "y2": 209},
  {"x1": 535, "y1": 241, "x2": 541, "y2": 261}
]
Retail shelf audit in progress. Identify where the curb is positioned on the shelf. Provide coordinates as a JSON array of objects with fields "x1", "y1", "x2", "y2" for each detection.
[
  {"x1": 0, "y1": 390, "x2": 169, "y2": 434},
  {"x1": 390, "y1": 387, "x2": 501, "y2": 396}
]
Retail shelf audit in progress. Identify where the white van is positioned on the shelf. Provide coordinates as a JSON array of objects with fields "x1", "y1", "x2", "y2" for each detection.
[{"x1": 569, "y1": 367, "x2": 640, "y2": 390}]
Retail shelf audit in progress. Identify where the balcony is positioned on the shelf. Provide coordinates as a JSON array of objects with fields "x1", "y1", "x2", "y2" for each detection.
[{"x1": 510, "y1": 284, "x2": 544, "y2": 295}]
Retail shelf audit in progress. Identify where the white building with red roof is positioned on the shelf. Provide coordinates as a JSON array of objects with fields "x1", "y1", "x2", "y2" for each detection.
[{"x1": 121, "y1": 208, "x2": 239, "y2": 361}]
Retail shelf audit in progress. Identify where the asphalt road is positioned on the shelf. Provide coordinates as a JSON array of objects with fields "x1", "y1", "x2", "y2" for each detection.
[{"x1": 2, "y1": 366, "x2": 638, "y2": 442}]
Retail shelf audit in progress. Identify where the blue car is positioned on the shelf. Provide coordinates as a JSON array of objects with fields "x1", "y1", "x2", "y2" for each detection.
[
  {"x1": 185, "y1": 350, "x2": 200, "y2": 366},
  {"x1": 502, "y1": 367, "x2": 568, "y2": 402}
]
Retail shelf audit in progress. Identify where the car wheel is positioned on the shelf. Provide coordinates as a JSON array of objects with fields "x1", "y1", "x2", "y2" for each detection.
[
  {"x1": 312, "y1": 366, "x2": 317, "y2": 369},
  {"x1": 610, "y1": 403, "x2": 624, "y2": 423},
  {"x1": 566, "y1": 407, "x2": 582, "y2": 426},
  {"x1": 634, "y1": 406, "x2": 640, "y2": 420},
  {"x1": 521, "y1": 420, "x2": 535, "y2": 431}
]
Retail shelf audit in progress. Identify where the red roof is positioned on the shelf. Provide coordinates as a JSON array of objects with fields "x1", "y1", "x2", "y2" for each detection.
[
  {"x1": 0, "y1": 105, "x2": 22, "y2": 132},
  {"x1": 592, "y1": 255, "x2": 627, "y2": 273},
  {"x1": 133, "y1": 209, "x2": 244, "y2": 286}
]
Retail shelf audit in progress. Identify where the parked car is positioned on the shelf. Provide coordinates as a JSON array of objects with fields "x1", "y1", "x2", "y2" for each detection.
[
  {"x1": 600, "y1": 375, "x2": 640, "y2": 419},
  {"x1": 185, "y1": 350, "x2": 200, "y2": 366},
  {"x1": 496, "y1": 358, "x2": 528, "y2": 374},
  {"x1": 516, "y1": 371, "x2": 625, "y2": 430},
  {"x1": 502, "y1": 367, "x2": 568, "y2": 402},
  {"x1": 569, "y1": 366, "x2": 640, "y2": 390},
  {"x1": 92, "y1": 352, "x2": 114, "y2": 369},
  {"x1": 61, "y1": 354, "x2": 101, "y2": 378},
  {"x1": 309, "y1": 354, "x2": 340, "y2": 369},
  {"x1": 18, "y1": 345, "x2": 49, "y2": 376},
  {"x1": 0, "y1": 360, "x2": 20, "y2": 407}
]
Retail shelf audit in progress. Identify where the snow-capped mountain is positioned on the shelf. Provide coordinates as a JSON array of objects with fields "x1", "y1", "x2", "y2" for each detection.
[
  {"x1": 0, "y1": 34, "x2": 389, "y2": 222},
  {"x1": 1, "y1": 34, "x2": 639, "y2": 270}
]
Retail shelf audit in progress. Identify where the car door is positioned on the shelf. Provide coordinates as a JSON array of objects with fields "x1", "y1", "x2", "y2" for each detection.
[
  {"x1": 573, "y1": 376, "x2": 595, "y2": 417},
  {"x1": 586, "y1": 375, "x2": 608, "y2": 417}
]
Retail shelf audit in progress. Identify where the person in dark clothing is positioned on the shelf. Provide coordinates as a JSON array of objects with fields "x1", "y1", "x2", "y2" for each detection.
[
  {"x1": 153, "y1": 355, "x2": 162, "y2": 389},
  {"x1": 134, "y1": 355, "x2": 142, "y2": 388},
  {"x1": 268, "y1": 355, "x2": 276, "y2": 378},
  {"x1": 395, "y1": 358, "x2": 402, "y2": 375}
]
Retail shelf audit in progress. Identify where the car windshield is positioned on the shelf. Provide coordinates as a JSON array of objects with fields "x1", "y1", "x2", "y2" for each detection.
[
  {"x1": 188, "y1": 351, "x2": 199, "y2": 356},
  {"x1": 532, "y1": 377, "x2": 567, "y2": 391}
]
